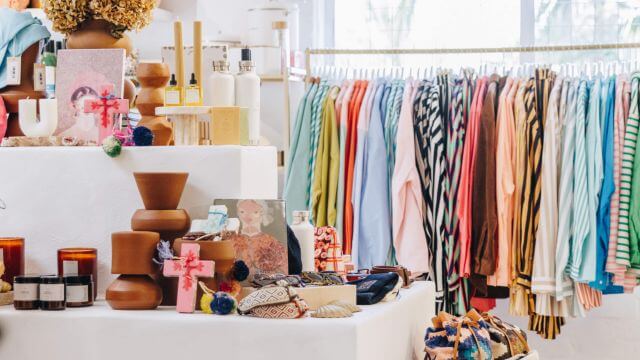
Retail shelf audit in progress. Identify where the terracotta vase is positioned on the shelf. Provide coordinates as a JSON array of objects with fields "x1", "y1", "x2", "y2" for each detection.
[
  {"x1": 136, "y1": 63, "x2": 173, "y2": 145},
  {"x1": 0, "y1": 43, "x2": 45, "y2": 137},
  {"x1": 67, "y1": 19, "x2": 133, "y2": 55},
  {"x1": 133, "y1": 172, "x2": 189, "y2": 210},
  {"x1": 131, "y1": 209, "x2": 190, "y2": 242},
  {"x1": 172, "y1": 239, "x2": 236, "y2": 310},
  {"x1": 111, "y1": 231, "x2": 159, "y2": 274},
  {"x1": 106, "y1": 274, "x2": 162, "y2": 310}
]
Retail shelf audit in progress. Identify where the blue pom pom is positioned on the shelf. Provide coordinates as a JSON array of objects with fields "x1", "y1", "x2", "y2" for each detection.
[
  {"x1": 133, "y1": 126, "x2": 154, "y2": 146},
  {"x1": 231, "y1": 260, "x2": 250, "y2": 281},
  {"x1": 210, "y1": 292, "x2": 237, "y2": 315}
]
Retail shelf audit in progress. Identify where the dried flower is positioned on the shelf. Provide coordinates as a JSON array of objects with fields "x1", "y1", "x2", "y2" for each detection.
[{"x1": 44, "y1": 0, "x2": 156, "y2": 37}]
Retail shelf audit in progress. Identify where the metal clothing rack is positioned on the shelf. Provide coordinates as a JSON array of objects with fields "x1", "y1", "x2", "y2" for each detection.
[{"x1": 304, "y1": 42, "x2": 640, "y2": 78}]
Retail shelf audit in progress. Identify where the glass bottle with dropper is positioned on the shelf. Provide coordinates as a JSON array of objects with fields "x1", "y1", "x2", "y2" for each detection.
[{"x1": 164, "y1": 73, "x2": 183, "y2": 106}]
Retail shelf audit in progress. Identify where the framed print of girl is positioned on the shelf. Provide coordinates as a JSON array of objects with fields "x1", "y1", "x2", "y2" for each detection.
[
  {"x1": 59, "y1": 86, "x2": 99, "y2": 140},
  {"x1": 226, "y1": 199, "x2": 288, "y2": 278}
]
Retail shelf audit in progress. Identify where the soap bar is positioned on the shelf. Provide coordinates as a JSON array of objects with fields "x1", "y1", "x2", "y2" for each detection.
[{"x1": 211, "y1": 106, "x2": 249, "y2": 145}]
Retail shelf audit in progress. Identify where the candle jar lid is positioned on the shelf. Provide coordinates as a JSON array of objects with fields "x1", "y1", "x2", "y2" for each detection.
[
  {"x1": 14, "y1": 275, "x2": 41, "y2": 284},
  {"x1": 64, "y1": 275, "x2": 93, "y2": 285},
  {"x1": 40, "y1": 275, "x2": 64, "y2": 284}
]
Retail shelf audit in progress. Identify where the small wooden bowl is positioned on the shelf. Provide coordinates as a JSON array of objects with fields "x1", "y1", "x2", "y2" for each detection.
[{"x1": 133, "y1": 172, "x2": 188, "y2": 210}]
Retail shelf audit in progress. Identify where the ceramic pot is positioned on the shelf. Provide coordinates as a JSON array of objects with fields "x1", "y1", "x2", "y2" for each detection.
[
  {"x1": 131, "y1": 209, "x2": 190, "y2": 242},
  {"x1": 106, "y1": 274, "x2": 162, "y2": 310},
  {"x1": 172, "y1": 239, "x2": 236, "y2": 309},
  {"x1": 123, "y1": 78, "x2": 136, "y2": 105},
  {"x1": 133, "y1": 172, "x2": 188, "y2": 210},
  {"x1": 66, "y1": 19, "x2": 133, "y2": 55},
  {"x1": 111, "y1": 231, "x2": 159, "y2": 275}
]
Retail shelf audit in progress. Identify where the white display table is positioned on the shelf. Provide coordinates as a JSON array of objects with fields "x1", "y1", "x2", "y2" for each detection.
[
  {"x1": 0, "y1": 281, "x2": 435, "y2": 360},
  {"x1": 0, "y1": 146, "x2": 277, "y2": 295}
]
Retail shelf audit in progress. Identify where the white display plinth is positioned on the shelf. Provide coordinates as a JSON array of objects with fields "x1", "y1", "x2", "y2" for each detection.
[
  {"x1": 0, "y1": 146, "x2": 277, "y2": 295},
  {"x1": 0, "y1": 282, "x2": 435, "y2": 360}
]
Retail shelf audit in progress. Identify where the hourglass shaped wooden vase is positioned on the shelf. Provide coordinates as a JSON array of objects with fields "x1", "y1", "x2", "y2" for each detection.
[{"x1": 135, "y1": 63, "x2": 173, "y2": 145}]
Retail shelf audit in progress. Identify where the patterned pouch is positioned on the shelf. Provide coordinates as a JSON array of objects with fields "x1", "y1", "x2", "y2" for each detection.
[
  {"x1": 424, "y1": 311, "x2": 493, "y2": 360},
  {"x1": 314, "y1": 226, "x2": 345, "y2": 274},
  {"x1": 480, "y1": 312, "x2": 529, "y2": 360},
  {"x1": 238, "y1": 284, "x2": 309, "y2": 319}
]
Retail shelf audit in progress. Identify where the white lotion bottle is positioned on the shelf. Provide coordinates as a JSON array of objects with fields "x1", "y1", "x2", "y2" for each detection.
[
  {"x1": 235, "y1": 48, "x2": 261, "y2": 145},
  {"x1": 290, "y1": 210, "x2": 315, "y2": 272},
  {"x1": 208, "y1": 60, "x2": 235, "y2": 106}
]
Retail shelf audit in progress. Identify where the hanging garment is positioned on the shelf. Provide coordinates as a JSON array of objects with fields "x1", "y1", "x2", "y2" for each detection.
[
  {"x1": 335, "y1": 80, "x2": 353, "y2": 243},
  {"x1": 591, "y1": 77, "x2": 622, "y2": 292},
  {"x1": 351, "y1": 80, "x2": 378, "y2": 266},
  {"x1": 311, "y1": 86, "x2": 340, "y2": 227},
  {"x1": 458, "y1": 77, "x2": 488, "y2": 278},
  {"x1": 358, "y1": 82, "x2": 393, "y2": 268},
  {"x1": 284, "y1": 82, "x2": 319, "y2": 223},
  {"x1": 343, "y1": 80, "x2": 368, "y2": 255},
  {"x1": 490, "y1": 77, "x2": 518, "y2": 287},
  {"x1": 616, "y1": 74, "x2": 640, "y2": 270},
  {"x1": 414, "y1": 81, "x2": 448, "y2": 311},
  {"x1": 309, "y1": 81, "x2": 331, "y2": 215},
  {"x1": 392, "y1": 79, "x2": 430, "y2": 274},
  {"x1": 627, "y1": 75, "x2": 640, "y2": 275}
]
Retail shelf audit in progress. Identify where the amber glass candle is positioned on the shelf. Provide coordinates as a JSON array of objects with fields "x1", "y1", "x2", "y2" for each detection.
[
  {"x1": 57, "y1": 248, "x2": 98, "y2": 299},
  {"x1": 0, "y1": 238, "x2": 25, "y2": 286}
]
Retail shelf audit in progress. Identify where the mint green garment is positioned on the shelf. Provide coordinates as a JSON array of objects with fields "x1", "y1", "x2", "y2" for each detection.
[{"x1": 284, "y1": 83, "x2": 318, "y2": 223}]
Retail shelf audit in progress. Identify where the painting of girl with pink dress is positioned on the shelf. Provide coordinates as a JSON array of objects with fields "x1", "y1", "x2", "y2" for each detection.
[{"x1": 215, "y1": 199, "x2": 288, "y2": 278}]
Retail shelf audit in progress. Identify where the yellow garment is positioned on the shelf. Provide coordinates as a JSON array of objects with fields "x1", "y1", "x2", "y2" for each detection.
[{"x1": 312, "y1": 86, "x2": 340, "y2": 227}]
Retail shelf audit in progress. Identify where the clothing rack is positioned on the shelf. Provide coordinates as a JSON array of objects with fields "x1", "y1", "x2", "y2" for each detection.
[{"x1": 304, "y1": 42, "x2": 640, "y2": 79}]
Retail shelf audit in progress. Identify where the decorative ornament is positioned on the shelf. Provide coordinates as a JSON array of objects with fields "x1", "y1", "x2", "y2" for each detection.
[
  {"x1": 152, "y1": 240, "x2": 174, "y2": 270},
  {"x1": 200, "y1": 292, "x2": 214, "y2": 314},
  {"x1": 230, "y1": 260, "x2": 249, "y2": 282},
  {"x1": 311, "y1": 304, "x2": 353, "y2": 318},
  {"x1": 102, "y1": 135, "x2": 122, "y2": 158},
  {"x1": 83, "y1": 84, "x2": 129, "y2": 143},
  {"x1": 133, "y1": 126, "x2": 154, "y2": 146},
  {"x1": 198, "y1": 282, "x2": 237, "y2": 315},
  {"x1": 163, "y1": 243, "x2": 215, "y2": 313}
]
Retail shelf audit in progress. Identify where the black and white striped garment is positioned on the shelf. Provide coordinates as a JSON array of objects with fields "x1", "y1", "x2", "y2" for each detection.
[{"x1": 414, "y1": 81, "x2": 448, "y2": 311}]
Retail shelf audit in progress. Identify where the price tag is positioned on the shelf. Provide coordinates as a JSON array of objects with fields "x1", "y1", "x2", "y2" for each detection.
[
  {"x1": 63, "y1": 260, "x2": 79, "y2": 275},
  {"x1": 33, "y1": 63, "x2": 46, "y2": 91},
  {"x1": 6, "y1": 56, "x2": 21, "y2": 85}
]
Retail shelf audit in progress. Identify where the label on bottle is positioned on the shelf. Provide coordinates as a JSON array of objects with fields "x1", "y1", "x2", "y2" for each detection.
[
  {"x1": 45, "y1": 65, "x2": 55, "y2": 87},
  {"x1": 185, "y1": 88, "x2": 200, "y2": 105},
  {"x1": 6, "y1": 56, "x2": 21, "y2": 85},
  {"x1": 165, "y1": 90, "x2": 181, "y2": 105},
  {"x1": 66, "y1": 285, "x2": 88, "y2": 303},
  {"x1": 0, "y1": 248, "x2": 3, "y2": 262},
  {"x1": 63, "y1": 260, "x2": 79, "y2": 275},
  {"x1": 14, "y1": 283, "x2": 39, "y2": 301},
  {"x1": 40, "y1": 283, "x2": 65, "y2": 301},
  {"x1": 33, "y1": 64, "x2": 46, "y2": 91}
]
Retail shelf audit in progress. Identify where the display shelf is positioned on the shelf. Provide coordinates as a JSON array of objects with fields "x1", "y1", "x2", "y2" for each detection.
[{"x1": 0, "y1": 282, "x2": 435, "y2": 360}]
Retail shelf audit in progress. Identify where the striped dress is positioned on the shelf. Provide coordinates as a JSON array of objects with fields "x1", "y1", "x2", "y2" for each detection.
[
  {"x1": 616, "y1": 74, "x2": 640, "y2": 270},
  {"x1": 414, "y1": 81, "x2": 448, "y2": 311}
]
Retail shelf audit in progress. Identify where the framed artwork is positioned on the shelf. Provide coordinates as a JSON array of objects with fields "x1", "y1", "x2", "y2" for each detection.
[
  {"x1": 55, "y1": 49, "x2": 125, "y2": 143},
  {"x1": 214, "y1": 199, "x2": 288, "y2": 278}
]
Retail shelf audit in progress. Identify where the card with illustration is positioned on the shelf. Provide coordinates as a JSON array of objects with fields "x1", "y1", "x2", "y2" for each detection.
[
  {"x1": 55, "y1": 49, "x2": 125, "y2": 143},
  {"x1": 213, "y1": 199, "x2": 288, "y2": 279}
]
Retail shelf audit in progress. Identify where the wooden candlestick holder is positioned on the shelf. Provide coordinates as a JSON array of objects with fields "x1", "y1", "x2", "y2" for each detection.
[
  {"x1": 135, "y1": 63, "x2": 173, "y2": 145},
  {"x1": 0, "y1": 43, "x2": 46, "y2": 137}
]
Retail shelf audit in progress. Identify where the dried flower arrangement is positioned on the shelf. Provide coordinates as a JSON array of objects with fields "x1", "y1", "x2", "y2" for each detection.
[{"x1": 44, "y1": 0, "x2": 156, "y2": 38}]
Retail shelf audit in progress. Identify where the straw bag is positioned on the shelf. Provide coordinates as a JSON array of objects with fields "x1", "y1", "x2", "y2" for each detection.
[
  {"x1": 424, "y1": 310, "x2": 493, "y2": 360},
  {"x1": 480, "y1": 312, "x2": 529, "y2": 360}
]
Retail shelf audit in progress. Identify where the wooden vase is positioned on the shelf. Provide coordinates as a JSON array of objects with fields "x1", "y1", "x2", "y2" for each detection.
[
  {"x1": 111, "y1": 231, "x2": 159, "y2": 275},
  {"x1": 131, "y1": 209, "x2": 190, "y2": 243},
  {"x1": 106, "y1": 274, "x2": 162, "y2": 310},
  {"x1": 136, "y1": 63, "x2": 173, "y2": 145},
  {"x1": 172, "y1": 239, "x2": 236, "y2": 310},
  {"x1": 133, "y1": 172, "x2": 189, "y2": 210},
  {"x1": 0, "y1": 43, "x2": 45, "y2": 137}
]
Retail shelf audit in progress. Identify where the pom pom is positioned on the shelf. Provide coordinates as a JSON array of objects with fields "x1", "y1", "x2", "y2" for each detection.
[
  {"x1": 152, "y1": 240, "x2": 174, "y2": 269},
  {"x1": 218, "y1": 281, "x2": 233, "y2": 293},
  {"x1": 210, "y1": 292, "x2": 237, "y2": 315},
  {"x1": 133, "y1": 126, "x2": 154, "y2": 146},
  {"x1": 200, "y1": 293, "x2": 214, "y2": 314},
  {"x1": 102, "y1": 136, "x2": 122, "y2": 158},
  {"x1": 231, "y1": 260, "x2": 250, "y2": 282}
]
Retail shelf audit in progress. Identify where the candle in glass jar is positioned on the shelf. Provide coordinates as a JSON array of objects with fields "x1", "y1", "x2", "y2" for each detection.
[
  {"x1": 57, "y1": 248, "x2": 97, "y2": 299},
  {"x1": 0, "y1": 237, "x2": 25, "y2": 286}
]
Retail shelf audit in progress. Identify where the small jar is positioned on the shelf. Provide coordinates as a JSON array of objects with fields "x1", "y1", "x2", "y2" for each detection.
[
  {"x1": 40, "y1": 275, "x2": 65, "y2": 310},
  {"x1": 13, "y1": 275, "x2": 40, "y2": 310},
  {"x1": 64, "y1": 275, "x2": 94, "y2": 307}
]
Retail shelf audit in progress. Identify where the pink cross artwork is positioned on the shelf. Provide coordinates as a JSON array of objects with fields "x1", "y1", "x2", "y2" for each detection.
[
  {"x1": 83, "y1": 84, "x2": 129, "y2": 143},
  {"x1": 163, "y1": 243, "x2": 215, "y2": 313}
]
